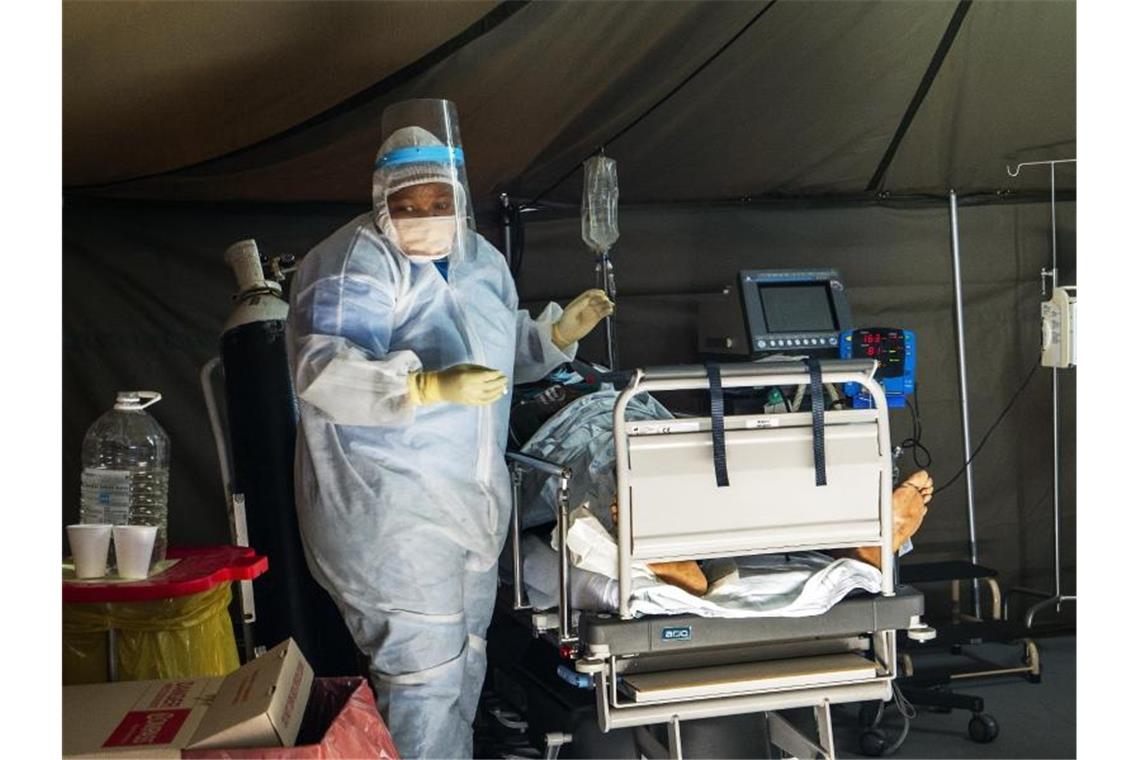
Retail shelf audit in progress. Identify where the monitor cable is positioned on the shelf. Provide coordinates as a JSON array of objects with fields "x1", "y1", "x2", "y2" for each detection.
[
  {"x1": 898, "y1": 384, "x2": 932, "y2": 471},
  {"x1": 935, "y1": 358, "x2": 1041, "y2": 495}
]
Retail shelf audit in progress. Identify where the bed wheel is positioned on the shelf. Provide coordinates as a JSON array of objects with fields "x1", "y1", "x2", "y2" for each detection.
[
  {"x1": 968, "y1": 713, "x2": 999, "y2": 743},
  {"x1": 859, "y1": 728, "x2": 889, "y2": 756},
  {"x1": 859, "y1": 701, "x2": 884, "y2": 728}
]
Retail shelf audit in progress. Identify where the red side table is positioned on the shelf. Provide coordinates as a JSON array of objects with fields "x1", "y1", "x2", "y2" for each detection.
[{"x1": 63, "y1": 545, "x2": 267, "y2": 681}]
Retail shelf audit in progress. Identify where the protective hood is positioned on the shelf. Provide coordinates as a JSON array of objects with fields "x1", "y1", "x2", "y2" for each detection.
[{"x1": 372, "y1": 100, "x2": 475, "y2": 262}]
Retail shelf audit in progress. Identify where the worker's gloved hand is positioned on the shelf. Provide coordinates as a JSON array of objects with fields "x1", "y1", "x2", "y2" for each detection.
[
  {"x1": 408, "y1": 364, "x2": 508, "y2": 406},
  {"x1": 552, "y1": 289, "x2": 615, "y2": 350}
]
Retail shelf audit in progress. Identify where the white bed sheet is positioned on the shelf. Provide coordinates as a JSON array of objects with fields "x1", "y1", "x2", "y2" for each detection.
[{"x1": 522, "y1": 508, "x2": 882, "y2": 619}]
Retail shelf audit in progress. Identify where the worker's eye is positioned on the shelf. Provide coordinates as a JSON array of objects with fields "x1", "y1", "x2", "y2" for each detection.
[{"x1": 434, "y1": 201, "x2": 452, "y2": 211}]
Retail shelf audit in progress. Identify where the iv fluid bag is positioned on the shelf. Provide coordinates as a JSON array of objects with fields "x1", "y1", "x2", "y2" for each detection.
[{"x1": 581, "y1": 155, "x2": 620, "y2": 253}]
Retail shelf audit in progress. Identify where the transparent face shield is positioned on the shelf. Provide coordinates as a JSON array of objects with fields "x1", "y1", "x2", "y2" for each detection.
[{"x1": 373, "y1": 99, "x2": 476, "y2": 262}]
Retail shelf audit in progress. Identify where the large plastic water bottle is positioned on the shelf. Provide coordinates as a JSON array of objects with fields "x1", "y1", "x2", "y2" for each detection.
[{"x1": 80, "y1": 391, "x2": 171, "y2": 566}]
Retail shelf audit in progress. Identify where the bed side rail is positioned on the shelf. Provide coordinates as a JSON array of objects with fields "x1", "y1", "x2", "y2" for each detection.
[
  {"x1": 613, "y1": 360, "x2": 895, "y2": 618},
  {"x1": 631, "y1": 359, "x2": 877, "y2": 386},
  {"x1": 505, "y1": 451, "x2": 577, "y2": 645}
]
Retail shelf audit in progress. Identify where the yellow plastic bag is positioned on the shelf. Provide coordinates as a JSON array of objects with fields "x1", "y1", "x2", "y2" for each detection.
[{"x1": 63, "y1": 582, "x2": 240, "y2": 684}]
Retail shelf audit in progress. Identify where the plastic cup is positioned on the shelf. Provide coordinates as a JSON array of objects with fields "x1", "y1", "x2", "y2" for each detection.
[
  {"x1": 113, "y1": 526, "x2": 158, "y2": 580},
  {"x1": 67, "y1": 524, "x2": 113, "y2": 579}
]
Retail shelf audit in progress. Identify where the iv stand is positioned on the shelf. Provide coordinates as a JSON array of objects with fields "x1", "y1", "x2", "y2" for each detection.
[
  {"x1": 1004, "y1": 158, "x2": 1077, "y2": 628},
  {"x1": 948, "y1": 190, "x2": 983, "y2": 619}
]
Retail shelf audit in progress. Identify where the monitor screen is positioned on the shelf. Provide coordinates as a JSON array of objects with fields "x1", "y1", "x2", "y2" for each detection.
[{"x1": 757, "y1": 283, "x2": 837, "y2": 333}]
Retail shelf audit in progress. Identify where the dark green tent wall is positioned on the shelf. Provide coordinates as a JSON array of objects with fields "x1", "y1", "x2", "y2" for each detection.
[{"x1": 63, "y1": 0, "x2": 1076, "y2": 620}]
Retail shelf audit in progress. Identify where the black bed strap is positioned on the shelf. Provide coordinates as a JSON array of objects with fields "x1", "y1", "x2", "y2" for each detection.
[
  {"x1": 705, "y1": 363, "x2": 730, "y2": 488},
  {"x1": 803, "y1": 358, "x2": 828, "y2": 487}
]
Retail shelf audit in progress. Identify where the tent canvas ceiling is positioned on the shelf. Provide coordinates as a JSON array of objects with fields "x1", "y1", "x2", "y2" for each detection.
[
  {"x1": 63, "y1": 0, "x2": 497, "y2": 185},
  {"x1": 63, "y1": 0, "x2": 1075, "y2": 206}
]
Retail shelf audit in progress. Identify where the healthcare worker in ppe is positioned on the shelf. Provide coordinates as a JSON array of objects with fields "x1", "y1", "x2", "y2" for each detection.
[{"x1": 286, "y1": 99, "x2": 613, "y2": 759}]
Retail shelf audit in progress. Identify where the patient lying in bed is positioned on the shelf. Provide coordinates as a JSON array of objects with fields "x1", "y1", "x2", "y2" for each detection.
[
  {"x1": 513, "y1": 379, "x2": 934, "y2": 605},
  {"x1": 615, "y1": 468, "x2": 933, "y2": 596}
]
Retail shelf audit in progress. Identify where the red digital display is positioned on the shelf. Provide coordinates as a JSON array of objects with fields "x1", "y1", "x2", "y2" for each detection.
[
  {"x1": 861, "y1": 332, "x2": 881, "y2": 357},
  {"x1": 854, "y1": 329, "x2": 905, "y2": 377}
]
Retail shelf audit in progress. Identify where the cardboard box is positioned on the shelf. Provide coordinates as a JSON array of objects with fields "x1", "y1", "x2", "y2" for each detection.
[
  {"x1": 63, "y1": 639, "x2": 313, "y2": 758},
  {"x1": 184, "y1": 678, "x2": 401, "y2": 760}
]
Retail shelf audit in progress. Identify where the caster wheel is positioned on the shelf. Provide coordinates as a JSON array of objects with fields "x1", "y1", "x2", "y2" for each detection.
[
  {"x1": 860, "y1": 701, "x2": 885, "y2": 728},
  {"x1": 968, "y1": 713, "x2": 1000, "y2": 743},
  {"x1": 860, "y1": 728, "x2": 889, "y2": 757}
]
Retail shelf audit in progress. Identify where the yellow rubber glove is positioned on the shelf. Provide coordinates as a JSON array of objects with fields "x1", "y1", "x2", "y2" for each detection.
[
  {"x1": 407, "y1": 364, "x2": 508, "y2": 406},
  {"x1": 552, "y1": 289, "x2": 615, "y2": 350}
]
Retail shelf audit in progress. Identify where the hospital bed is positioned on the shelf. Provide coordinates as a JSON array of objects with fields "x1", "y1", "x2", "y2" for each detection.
[{"x1": 496, "y1": 359, "x2": 932, "y2": 759}]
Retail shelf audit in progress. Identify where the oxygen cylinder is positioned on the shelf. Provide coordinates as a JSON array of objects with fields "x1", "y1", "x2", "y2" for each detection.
[{"x1": 220, "y1": 239, "x2": 358, "y2": 676}]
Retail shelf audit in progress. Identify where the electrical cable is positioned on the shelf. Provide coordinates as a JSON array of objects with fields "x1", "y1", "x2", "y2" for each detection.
[
  {"x1": 893, "y1": 681, "x2": 917, "y2": 721},
  {"x1": 898, "y1": 386, "x2": 932, "y2": 470},
  {"x1": 878, "y1": 682, "x2": 915, "y2": 756},
  {"x1": 935, "y1": 359, "x2": 1041, "y2": 494},
  {"x1": 859, "y1": 682, "x2": 914, "y2": 757}
]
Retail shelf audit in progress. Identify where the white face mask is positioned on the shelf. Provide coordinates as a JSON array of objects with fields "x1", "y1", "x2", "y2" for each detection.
[{"x1": 391, "y1": 216, "x2": 457, "y2": 260}]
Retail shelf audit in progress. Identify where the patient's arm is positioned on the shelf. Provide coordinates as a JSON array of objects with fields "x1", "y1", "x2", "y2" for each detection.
[{"x1": 830, "y1": 470, "x2": 934, "y2": 570}]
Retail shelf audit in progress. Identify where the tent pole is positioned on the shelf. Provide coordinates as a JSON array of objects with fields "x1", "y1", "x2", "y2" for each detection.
[{"x1": 949, "y1": 190, "x2": 983, "y2": 619}]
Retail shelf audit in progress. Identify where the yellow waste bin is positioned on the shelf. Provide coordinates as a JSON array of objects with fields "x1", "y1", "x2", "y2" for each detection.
[{"x1": 62, "y1": 546, "x2": 267, "y2": 684}]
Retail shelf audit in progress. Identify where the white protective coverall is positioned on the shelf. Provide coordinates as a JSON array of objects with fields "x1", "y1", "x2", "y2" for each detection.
[{"x1": 286, "y1": 120, "x2": 576, "y2": 758}]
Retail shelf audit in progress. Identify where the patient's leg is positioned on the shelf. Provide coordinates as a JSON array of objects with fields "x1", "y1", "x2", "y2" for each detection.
[
  {"x1": 606, "y1": 470, "x2": 933, "y2": 588},
  {"x1": 646, "y1": 561, "x2": 710, "y2": 596},
  {"x1": 610, "y1": 498, "x2": 710, "y2": 595},
  {"x1": 831, "y1": 470, "x2": 934, "y2": 570}
]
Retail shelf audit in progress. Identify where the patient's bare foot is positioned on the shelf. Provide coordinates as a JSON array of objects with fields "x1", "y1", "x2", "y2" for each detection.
[
  {"x1": 831, "y1": 471, "x2": 934, "y2": 569},
  {"x1": 893, "y1": 470, "x2": 932, "y2": 552}
]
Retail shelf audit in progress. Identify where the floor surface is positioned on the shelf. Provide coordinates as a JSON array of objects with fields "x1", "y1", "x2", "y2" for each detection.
[
  {"x1": 477, "y1": 633, "x2": 1076, "y2": 759},
  {"x1": 832, "y1": 634, "x2": 1076, "y2": 759}
]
